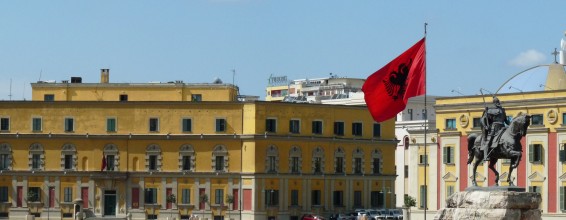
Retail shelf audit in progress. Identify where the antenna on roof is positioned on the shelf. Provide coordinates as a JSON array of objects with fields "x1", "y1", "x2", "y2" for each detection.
[{"x1": 38, "y1": 69, "x2": 42, "y2": 82}]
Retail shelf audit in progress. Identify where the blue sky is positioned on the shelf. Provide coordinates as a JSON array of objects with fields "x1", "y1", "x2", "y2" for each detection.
[{"x1": 1, "y1": 0, "x2": 565, "y2": 100}]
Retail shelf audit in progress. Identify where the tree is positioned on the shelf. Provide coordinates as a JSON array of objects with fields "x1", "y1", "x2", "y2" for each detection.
[
  {"x1": 226, "y1": 194, "x2": 234, "y2": 220},
  {"x1": 167, "y1": 194, "x2": 177, "y2": 220}
]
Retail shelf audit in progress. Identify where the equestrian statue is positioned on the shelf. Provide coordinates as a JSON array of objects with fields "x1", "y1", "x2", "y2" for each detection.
[{"x1": 467, "y1": 97, "x2": 531, "y2": 186}]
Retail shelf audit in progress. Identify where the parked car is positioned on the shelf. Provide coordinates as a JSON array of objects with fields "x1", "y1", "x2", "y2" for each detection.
[
  {"x1": 384, "y1": 209, "x2": 403, "y2": 220},
  {"x1": 329, "y1": 213, "x2": 356, "y2": 220},
  {"x1": 302, "y1": 214, "x2": 327, "y2": 220},
  {"x1": 368, "y1": 209, "x2": 387, "y2": 220}
]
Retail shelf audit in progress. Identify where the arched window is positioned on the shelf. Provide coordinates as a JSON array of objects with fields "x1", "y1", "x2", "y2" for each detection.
[
  {"x1": 0, "y1": 143, "x2": 12, "y2": 170},
  {"x1": 265, "y1": 145, "x2": 279, "y2": 173},
  {"x1": 61, "y1": 143, "x2": 77, "y2": 171},
  {"x1": 103, "y1": 144, "x2": 120, "y2": 171},
  {"x1": 352, "y1": 148, "x2": 364, "y2": 174},
  {"x1": 179, "y1": 144, "x2": 195, "y2": 172},
  {"x1": 212, "y1": 145, "x2": 229, "y2": 172},
  {"x1": 289, "y1": 146, "x2": 302, "y2": 174},
  {"x1": 312, "y1": 146, "x2": 324, "y2": 174},
  {"x1": 334, "y1": 147, "x2": 345, "y2": 174},
  {"x1": 29, "y1": 143, "x2": 44, "y2": 171},
  {"x1": 146, "y1": 144, "x2": 162, "y2": 171},
  {"x1": 371, "y1": 149, "x2": 383, "y2": 175}
]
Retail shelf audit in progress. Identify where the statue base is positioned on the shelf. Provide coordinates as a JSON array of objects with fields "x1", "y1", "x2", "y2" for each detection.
[{"x1": 434, "y1": 187, "x2": 541, "y2": 220}]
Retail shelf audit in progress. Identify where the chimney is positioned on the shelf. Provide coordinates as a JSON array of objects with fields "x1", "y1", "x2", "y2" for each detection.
[{"x1": 100, "y1": 69, "x2": 110, "y2": 83}]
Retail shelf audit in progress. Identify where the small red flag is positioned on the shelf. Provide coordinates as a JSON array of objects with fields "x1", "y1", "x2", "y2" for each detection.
[
  {"x1": 101, "y1": 155, "x2": 107, "y2": 172},
  {"x1": 362, "y1": 38, "x2": 426, "y2": 122}
]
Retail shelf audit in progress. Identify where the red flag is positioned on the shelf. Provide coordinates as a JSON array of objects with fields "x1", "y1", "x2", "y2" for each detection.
[
  {"x1": 101, "y1": 155, "x2": 107, "y2": 172},
  {"x1": 362, "y1": 38, "x2": 426, "y2": 122}
]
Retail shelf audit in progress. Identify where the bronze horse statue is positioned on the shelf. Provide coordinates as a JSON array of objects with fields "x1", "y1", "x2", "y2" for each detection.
[{"x1": 467, "y1": 113, "x2": 531, "y2": 186}]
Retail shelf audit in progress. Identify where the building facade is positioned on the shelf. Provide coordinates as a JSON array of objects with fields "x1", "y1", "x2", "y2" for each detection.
[{"x1": 0, "y1": 70, "x2": 397, "y2": 220}]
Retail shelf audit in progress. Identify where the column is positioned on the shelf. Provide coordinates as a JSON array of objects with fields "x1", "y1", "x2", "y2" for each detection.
[
  {"x1": 194, "y1": 178, "x2": 199, "y2": 211},
  {"x1": 139, "y1": 177, "x2": 145, "y2": 207},
  {"x1": 172, "y1": 177, "x2": 178, "y2": 210},
  {"x1": 88, "y1": 178, "x2": 95, "y2": 211},
  {"x1": 126, "y1": 175, "x2": 132, "y2": 209},
  {"x1": 11, "y1": 176, "x2": 17, "y2": 207},
  {"x1": 23, "y1": 176, "x2": 28, "y2": 208},
  {"x1": 260, "y1": 179, "x2": 265, "y2": 211},
  {"x1": 43, "y1": 176, "x2": 49, "y2": 208},
  {"x1": 329, "y1": 179, "x2": 335, "y2": 210},
  {"x1": 161, "y1": 177, "x2": 166, "y2": 209},
  {"x1": 279, "y1": 178, "x2": 284, "y2": 211},
  {"x1": 54, "y1": 176, "x2": 60, "y2": 208}
]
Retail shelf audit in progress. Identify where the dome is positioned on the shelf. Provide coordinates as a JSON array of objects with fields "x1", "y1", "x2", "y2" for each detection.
[{"x1": 496, "y1": 64, "x2": 566, "y2": 94}]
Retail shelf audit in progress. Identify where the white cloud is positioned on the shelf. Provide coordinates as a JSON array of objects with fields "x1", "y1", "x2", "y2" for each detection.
[{"x1": 508, "y1": 49, "x2": 546, "y2": 67}]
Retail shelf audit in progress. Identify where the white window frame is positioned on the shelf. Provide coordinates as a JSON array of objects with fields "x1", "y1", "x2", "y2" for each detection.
[
  {"x1": 179, "y1": 144, "x2": 195, "y2": 172},
  {"x1": 289, "y1": 146, "x2": 302, "y2": 174},
  {"x1": 212, "y1": 145, "x2": 229, "y2": 172},
  {"x1": 29, "y1": 143, "x2": 44, "y2": 171},
  {"x1": 61, "y1": 144, "x2": 77, "y2": 171},
  {"x1": 0, "y1": 143, "x2": 12, "y2": 171},
  {"x1": 104, "y1": 144, "x2": 120, "y2": 171},
  {"x1": 265, "y1": 145, "x2": 279, "y2": 173},
  {"x1": 145, "y1": 144, "x2": 162, "y2": 171}
]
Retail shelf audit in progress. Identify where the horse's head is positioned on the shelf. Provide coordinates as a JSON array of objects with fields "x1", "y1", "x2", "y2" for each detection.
[{"x1": 510, "y1": 113, "x2": 530, "y2": 137}]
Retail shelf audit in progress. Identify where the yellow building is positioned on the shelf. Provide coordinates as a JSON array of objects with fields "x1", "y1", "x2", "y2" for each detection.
[
  {"x1": 435, "y1": 64, "x2": 566, "y2": 219},
  {"x1": 0, "y1": 70, "x2": 397, "y2": 220}
]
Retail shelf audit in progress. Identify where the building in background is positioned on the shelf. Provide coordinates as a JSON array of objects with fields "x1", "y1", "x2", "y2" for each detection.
[
  {"x1": 0, "y1": 69, "x2": 397, "y2": 220},
  {"x1": 265, "y1": 74, "x2": 364, "y2": 103}
]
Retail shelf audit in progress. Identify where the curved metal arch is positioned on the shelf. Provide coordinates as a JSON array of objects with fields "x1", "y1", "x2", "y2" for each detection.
[{"x1": 495, "y1": 65, "x2": 549, "y2": 94}]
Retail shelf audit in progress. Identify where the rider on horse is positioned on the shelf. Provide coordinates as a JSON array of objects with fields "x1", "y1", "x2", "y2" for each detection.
[{"x1": 481, "y1": 97, "x2": 510, "y2": 161}]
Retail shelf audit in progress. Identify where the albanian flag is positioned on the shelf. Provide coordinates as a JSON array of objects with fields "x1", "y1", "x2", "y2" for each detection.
[{"x1": 362, "y1": 38, "x2": 426, "y2": 122}]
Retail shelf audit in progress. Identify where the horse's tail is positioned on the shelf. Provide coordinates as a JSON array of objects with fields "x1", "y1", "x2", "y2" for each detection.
[{"x1": 467, "y1": 133, "x2": 478, "y2": 164}]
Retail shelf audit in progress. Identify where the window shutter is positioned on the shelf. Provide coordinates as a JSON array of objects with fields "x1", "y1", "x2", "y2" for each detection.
[
  {"x1": 538, "y1": 145, "x2": 543, "y2": 163},
  {"x1": 443, "y1": 147, "x2": 447, "y2": 164},
  {"x1": 561, "y1": 186, "x2": 564, "y2": 211},
  {"x1": 529, "y1": 145, "x2": 534, "y2": 162},
  {"x1": 153, "y1": 189, "x2": 157, "y2": 204},
  {"x1": 449, "y1": 147, "x2": 454, "y2": 164}
]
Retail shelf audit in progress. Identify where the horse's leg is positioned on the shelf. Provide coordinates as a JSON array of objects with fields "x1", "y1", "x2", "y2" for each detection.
[
  {"x1": 508, "y1": 160, "x2": 515, "y2": 186},
  {"x1": 472, "y1": 153, "x2": 482, "y2": 187},
  {"x1": 488, "y1": 158, "x2": 499, "y2": 186}
]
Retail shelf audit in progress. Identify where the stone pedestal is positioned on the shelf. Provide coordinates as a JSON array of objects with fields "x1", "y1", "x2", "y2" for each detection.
[{"x1": 435, "y1": 187, "x2": 542, "y2": 220}]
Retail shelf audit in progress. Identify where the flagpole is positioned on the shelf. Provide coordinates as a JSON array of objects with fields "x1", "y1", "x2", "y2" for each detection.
[{"x1": 423, "y1": 22, "x2": 428, "y2": 220}]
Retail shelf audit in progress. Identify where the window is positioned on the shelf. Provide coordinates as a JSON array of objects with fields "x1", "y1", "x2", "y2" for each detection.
[
  {"x1": 334, "y1": 122, "x2": 344, "y2": 136},
  {"x1": 419, "y1": 155, "x2": 428, "y2": 165},
  {"x1": 191, "y1": 94, "x2": 202, "y2": 102},
  {"x1": 0, "y1": 118, "x2": 9, "y2": 131},
  {"x1": 373, "y1": 123, "x2": 381, "y2": 138},
  {"x1": 107, "y1": 118, "x2": 117, "y2": 132},
  {"x1": 216, "y1": 118, "x2": 226, "y2": 132},
  {"x1": 336, "y1": 157, "x2": 344, "y2": 173},
  {"x1": 560, "y1": 144, "x2": 566, "y2": 163},
  {"x1": 312, "y1": 120, "x2": 322, "y2": 135},
  {"x1": 407, "y1": 109, "x2": 413, "y2": 120},
  {"x1": 354, "y1": 191, "x2": 362, "y2": 207},
  {"x1": 404, "y1": 165, "x2": 409, "y2": 178},
  {"x1": 531, "y1": 114, "x2": 544, "y2": 125},
  {"x1": 311, "y1": 190, "x2": 321, "y2": 206},
  {"x1": 44, "y1": 94, "x2": 54, "y2": 101},
  {"x1": 64, "y1": 187, "x2": 72, "y2": 203},
  {"x1": 182, "y1": 118, "x2": 192, "y2": 132},
  {"x1": 106, "y1": 155, "x2": 115, "y2": 171},
  {"x1": 182, "y1": 156, "x2": 191, "y2": 171},
  {"x1": 445, "y1": 119, "x2": 456, "y2": 129},
  {"x1": 354, "y1": 158, "x2": 362, "y2": 174},
  {"x1": 267, "y1": 156, "x2": 276, "y2": 173},
  {"x1": 32, "y1": 154, "x2": 41, "y2": 169},
  {"x1": 443, "y1": 146, "x2": 454, "y2": 164},
  {"x1": 419, "y1": 185, "x2": 427, "y2": 209},
  {"x1": 291, "y1": 190, "x2": 299, "y2": 206},
  {"x1": 0, "y1": 186, "x2": 7, "y2": 202},
  {"x1": 215, "y1": 156, "x2": 224, "y2": 171},
  {"x1": 529, "y1": 186, "x2": 542, "y2": 193},
  {"x1": 0, "y1": 154, "x2": 8, "y2": 170},
  {"x1": 373, "y1": 158, "x2": 381, "y2": 174},
  {"x1": 313, "y1": 157, "x2": 322, "y2": 173},
  {"x1": 149, "y1": 155, "x2": 158, "y2": 170},
  {"x1": 291, "y1": 157, "x2": 299, "y2": 173},
  {"x1": 265, "y1": 190, "x2": 279, "y2": 206},
  {"x1": 446, "y1": 186, "x2": 455, "y2": 198},
  {"x1": 64, "y1": 154, "x2": 73, "y2": 169},
  {"x1": 266, "y1": 118, "x2": 277, "y2": 133},
  {"x1": 352, "y1": 122, "x2": 363, "y2": 136},
  {"x1": 32, "y1": 117, "x2": 42, "y2": 132},
  {"x1": 422, "y1": 109, "x2": 427, "y2": 120},
  {"x1": 371, "y1": 191, "x2": 384, "y2": 208},
  {"x1": 333, "y1": 191, "x2": 343, "y2": 206},
  {"x1": 529, "y1": 144, "x2": 543, "y2": 163},
  {"x1": 28, "y1": 187, "x2": 41, "y2": 202},
  {"x1": 563, "y1": 113, "x2": 566, "y2": 125},
  {"x1": 472, "y1": 117, "x2": 482, "y2": 128},
  {"x1": 182, "y1": 189, "x2": 191, "y2": 204},
  {"x1": 215, "y1": 189, "x2": 224, "y2": 205},
  {"x1": 64, "y1": 118, "x2": 74, "y2": 132},
  {"x1": 145, "y1": 188, "x2": 158, "y2": 204},
  {"x1": 149, "y1": 118, "x2": 159, "y2": 132},
  {"x1": 289, "y1": 119, "x2": 300, "y2": 134},
  {"x1": 119, "y1": 94, "x2": 128, "y2": 101}
]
